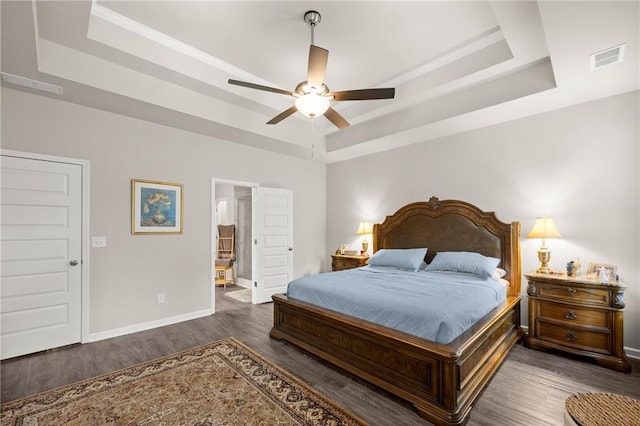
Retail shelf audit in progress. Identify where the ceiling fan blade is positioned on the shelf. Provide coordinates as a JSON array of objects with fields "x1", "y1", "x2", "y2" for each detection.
[
  {"x1": 330, "y1": 88, "x2": 395, "y2": 101},
  {"x1": 267, "y1": 105, "x2": 298, "y2": 125},
  {"x1": 307, "y1": 45, "x2": 329, "y2": 87},
  {"x1": 324, "y1": 107, "x2": 350, "y2": 129},
  {"x1": 228, "y1": 79, "x2": 293, "y2": 96}
]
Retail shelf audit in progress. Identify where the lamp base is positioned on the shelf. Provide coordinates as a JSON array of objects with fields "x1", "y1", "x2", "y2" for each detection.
[
  {"x1": 536, "y1": 247, "x2": 552, "y2": 274},
  {"x1": 536, "y1": 265, "x2": 552, "y2": 274},
  {"x1": 361, "y1": 240, "x2": 369, "y2": 257}
]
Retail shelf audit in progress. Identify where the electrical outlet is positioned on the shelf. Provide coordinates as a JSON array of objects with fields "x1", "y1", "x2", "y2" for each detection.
[
  {"x1": 91, "y1": 236, "x2": 107, "y2": 248},
  {"x1": 157, "y1": 293, "x2": 165, "y2": 304}
]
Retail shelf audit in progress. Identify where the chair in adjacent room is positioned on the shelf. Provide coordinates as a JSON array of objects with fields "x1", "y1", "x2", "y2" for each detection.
[{"x1": 215, "y1": 224, "x2": 236, "y2": 288}]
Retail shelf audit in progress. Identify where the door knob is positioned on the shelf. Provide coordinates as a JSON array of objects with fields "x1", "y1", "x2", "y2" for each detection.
[
  {"x1": 288, "y1": 247, "x2": 293, "y2": 251},
  {"x1": 69, "y1": 260, "x2": 79, "y2": 266}
]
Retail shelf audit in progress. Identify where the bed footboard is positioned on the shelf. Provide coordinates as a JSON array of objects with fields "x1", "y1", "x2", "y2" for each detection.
[{"x1": 270, "y1": 294, "x2": 523, "y2": 426}]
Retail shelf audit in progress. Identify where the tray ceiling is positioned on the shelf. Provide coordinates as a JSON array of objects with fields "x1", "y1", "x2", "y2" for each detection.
[{"x1": 1, "y1": 1, "x2": 638, "y2": 163}]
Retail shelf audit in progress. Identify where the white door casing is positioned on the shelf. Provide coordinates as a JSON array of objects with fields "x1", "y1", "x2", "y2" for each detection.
[
  {"x1": 1, "y1": 154, "x2": 84, "y2": 359},
  {"x1": 236, "y1": 195, "x2": 252, "y2": 282},
  {"x1": 252, "y1": 187, "x2": 293, "y2": 304}
]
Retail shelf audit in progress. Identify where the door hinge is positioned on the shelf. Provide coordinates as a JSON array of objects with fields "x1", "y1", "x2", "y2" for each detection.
[
  {"x1": 254, "y1": 281, "x2": 257, "y2": 287},
  {"x1": 254, "y1": 239, "x2": 257, "y2": 245}
]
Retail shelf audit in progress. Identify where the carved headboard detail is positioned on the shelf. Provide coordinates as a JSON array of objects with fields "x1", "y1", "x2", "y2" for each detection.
[{"x1": 372, "y1": 196, "x2": 521, "y2": 297}]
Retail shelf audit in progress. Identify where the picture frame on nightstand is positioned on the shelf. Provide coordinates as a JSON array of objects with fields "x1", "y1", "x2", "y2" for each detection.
[{"x1": 586, "y1": 262, "x2": 617, "y2": 280}]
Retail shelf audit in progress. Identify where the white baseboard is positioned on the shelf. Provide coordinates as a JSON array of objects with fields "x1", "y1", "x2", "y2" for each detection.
[
  {"x1": 236, "y1": 277, "x2": 251, "y2": 289},
  {"x1": 85, "y1": 308, "x2": 213, "y2": 343},
  {"x1": 81, "y1": 310, "x2": 640, "y2": 360},
  {"x1": 625, "y1": 346, "x2": 640, "y2": 360}
]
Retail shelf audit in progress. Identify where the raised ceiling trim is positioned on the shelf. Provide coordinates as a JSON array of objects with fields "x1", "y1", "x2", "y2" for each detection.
[
  {"x1": 381, "y1": 27, "x2": 506, "y2": 87},
  {"x1": 89, "y1": 1, "x2": 275, "y2": 87},
  {"x1": 325, "y1": 57, "x2": 557, "y2": 153}
]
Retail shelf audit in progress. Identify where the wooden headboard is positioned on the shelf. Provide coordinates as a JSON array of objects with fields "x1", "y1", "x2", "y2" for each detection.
[{"x1": 373, "y1": 196, "x2": 521, "y2": 297}]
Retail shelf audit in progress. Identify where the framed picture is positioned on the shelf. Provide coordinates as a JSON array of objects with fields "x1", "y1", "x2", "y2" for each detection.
[
  {"x1": 586, "y1": 262, "x2": 617, "y2": 280},
  {"x1": 131, "y1": 179, "x2": 183, "y2": 234}
]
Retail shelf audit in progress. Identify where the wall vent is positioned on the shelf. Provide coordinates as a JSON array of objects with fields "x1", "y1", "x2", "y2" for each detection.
[
  {"x1": 590, "y1": 44, "x2": 626, "y2": 70},
  {"x1": 0, "y1": 72, "x2": 63, "y2": 95}
]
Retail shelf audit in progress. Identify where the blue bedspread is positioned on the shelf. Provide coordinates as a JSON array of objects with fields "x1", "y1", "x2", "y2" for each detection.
[{"x1": 286, "y1": 266, "x2": 507, "y2": 344}]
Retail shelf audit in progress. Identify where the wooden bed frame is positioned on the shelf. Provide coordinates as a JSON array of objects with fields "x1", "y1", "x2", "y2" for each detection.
[{"x1": 271, "y1": 197, "x2": 524, "y2": 425}]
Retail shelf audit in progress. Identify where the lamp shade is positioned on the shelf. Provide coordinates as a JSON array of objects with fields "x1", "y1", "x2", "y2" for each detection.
[
  {"x1": 526, "y1": 218, "x2": 562, "y2": 239},
  {"x1": 355, "y1": 221, "x2": 372, "y2": 235}
]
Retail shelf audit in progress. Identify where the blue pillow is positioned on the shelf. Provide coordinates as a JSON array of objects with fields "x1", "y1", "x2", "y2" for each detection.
[
  {"x1": 424, "y1": 251, "x2": 500, "y2": 278},
  {"x1": 366, "y1": 248, "x2": 428, "y2": 271}
]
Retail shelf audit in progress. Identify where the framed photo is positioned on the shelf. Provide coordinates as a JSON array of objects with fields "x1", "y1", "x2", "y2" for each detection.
[
  {"x1": 586, "y1": 262, "x2": 617, "y2": 281},
  {"x1": 131, "y1": 179, "x2": 183, "y2": 234}
]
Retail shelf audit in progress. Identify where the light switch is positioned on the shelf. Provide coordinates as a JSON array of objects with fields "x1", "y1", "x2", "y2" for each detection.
[{"x1": 91, "y1": 236, "x2": 107, "y2": 248}]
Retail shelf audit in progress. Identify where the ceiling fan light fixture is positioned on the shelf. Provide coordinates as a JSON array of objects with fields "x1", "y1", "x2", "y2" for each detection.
[
  {"x1": 227, "y1": 10, "x2": 394, "y2": 129},
  {"x1": 295, "y1": 92, "x2": 331, "y2": 118}
]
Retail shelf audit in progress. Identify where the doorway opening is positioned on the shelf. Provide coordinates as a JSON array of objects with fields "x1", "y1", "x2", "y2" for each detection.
[
  {"x1": 215, "y1": 184, "x2": 253, "y2": 288},
  {"x1": 211, "y1": 179, "x2": 294, "y2": 312},
  {"x1": 211, "y1": 179, "x2": 256, "y2": 313}
]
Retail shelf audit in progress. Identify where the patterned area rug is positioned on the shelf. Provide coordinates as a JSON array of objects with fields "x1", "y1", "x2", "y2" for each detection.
[{"x1": 1, "y1": 337, "x2": 366, "y2": 425}]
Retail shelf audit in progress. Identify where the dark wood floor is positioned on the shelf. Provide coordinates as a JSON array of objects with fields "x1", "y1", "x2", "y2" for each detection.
[{"x1": 2, "y1": 285, "x2": 639, "y2": 425}]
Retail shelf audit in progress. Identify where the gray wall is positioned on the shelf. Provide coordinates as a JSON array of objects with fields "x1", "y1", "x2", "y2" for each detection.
[
  {"x1": 2, "y1": 88, "x2": 326, "y2": 336},
  {"x1": 3, "y1": 87, "x2": 638, "y2": 355},
  {"x1": 327, "y1": 91, "x2": 640, "y2": 353}
]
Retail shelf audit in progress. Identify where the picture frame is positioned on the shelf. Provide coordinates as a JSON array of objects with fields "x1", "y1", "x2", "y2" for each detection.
[
  {"x1": 131, "y1": 179, "x2": 183, "y2": 234},
  {"x1": 586, "y1": 262, "x2": 617, "y2": 281}
]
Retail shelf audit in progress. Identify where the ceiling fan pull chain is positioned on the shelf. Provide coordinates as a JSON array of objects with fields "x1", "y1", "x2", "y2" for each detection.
[{"x1": 311, "y1": 118, "x2": 315, "y2": 158}]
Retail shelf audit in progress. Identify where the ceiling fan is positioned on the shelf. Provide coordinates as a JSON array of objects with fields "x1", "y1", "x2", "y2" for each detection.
[{"x1": 228, "y1": 10, "x2": 395, "y2": 130}]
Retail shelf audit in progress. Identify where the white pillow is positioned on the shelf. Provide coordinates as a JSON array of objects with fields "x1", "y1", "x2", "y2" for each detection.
[
  {"x1": 424, "y1": 251, "x2": 500, "y2": 278},
  {"x1": 367, "y1": 248, "x2": 428, "y2": 271},
  {"x1": 493, "y1": 268, "x2": 507, "y2": 280}
]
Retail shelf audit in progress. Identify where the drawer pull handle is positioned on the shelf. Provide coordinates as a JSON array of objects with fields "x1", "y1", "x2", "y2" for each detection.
[
  {"x1": 567, "y1": 288, "x2": 576, "y2": 297},
  {"x1": 566, "y1": 332, "x2": 578, "y2": 342},
  {"x1": 565, "y1": 311, "x2": 577, "y2": 320}
]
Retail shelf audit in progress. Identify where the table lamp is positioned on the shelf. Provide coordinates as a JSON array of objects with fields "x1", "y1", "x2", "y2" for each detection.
[
  {"x1": 355, "y1": 221, "x2": 372, "y2": 256},
  {"x1": 526, "y1": 217, "x2": 562, "y2": 274}
]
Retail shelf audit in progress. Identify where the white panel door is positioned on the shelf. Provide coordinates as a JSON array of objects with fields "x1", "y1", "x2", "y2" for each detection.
[
  {"x1": 252, "y1": 187, "x2": 293, "y2": 304},
  {"x1": 1, "y1": 156, "x2": 82, "y2": 359}
]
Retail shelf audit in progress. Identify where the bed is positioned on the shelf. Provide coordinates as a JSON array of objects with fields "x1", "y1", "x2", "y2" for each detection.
[{"x1": 270, "y1": 197, "x2": 523, "y2": 425}]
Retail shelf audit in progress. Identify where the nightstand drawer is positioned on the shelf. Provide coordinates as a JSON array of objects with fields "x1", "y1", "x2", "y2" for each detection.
[
  {"x1": 331, "y1": 254, "x2": 368, "y2": 271},
  {"x1": 537, "y1": 283, "x2": 610, "y2": 306},
  {"x1": 538, "y1": 301, "x2": 608, "y2": 328},
  {"x1": 538, "y1": 321, "x2": 611, "y2": 353}
]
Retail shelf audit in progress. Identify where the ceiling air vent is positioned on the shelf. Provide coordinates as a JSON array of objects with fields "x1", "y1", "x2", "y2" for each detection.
[
  {"x1": 1, "y1": 72, "x2": 63, "y2": 95},
  {"x1": 590, "y1": 44, "x2": 626, "y2": 70}
]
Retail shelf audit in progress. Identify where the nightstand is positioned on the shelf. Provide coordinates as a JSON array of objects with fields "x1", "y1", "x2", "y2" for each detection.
[
  {"x1": 331, "y1": 254, "x2": 368, "y2": 271},
  {"x1": 524, "y1": 272, "x2": 631, "y2": 372}
]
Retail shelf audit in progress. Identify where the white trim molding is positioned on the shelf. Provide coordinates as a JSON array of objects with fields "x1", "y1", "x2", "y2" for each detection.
[
  {"x1": 625, "y1": 346, "x2": 640, "y2": 360},
  {"x1": 86, "y1": 309, "x2": 213, "y2": 343}
]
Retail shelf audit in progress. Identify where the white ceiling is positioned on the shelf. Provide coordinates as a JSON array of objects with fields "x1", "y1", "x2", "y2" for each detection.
[{"x1": 1, "y1": 1, "x2": 638, "y2": 163}]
